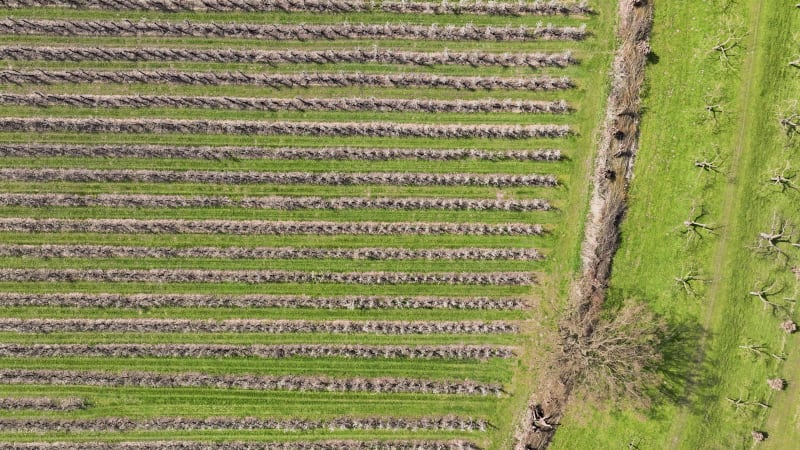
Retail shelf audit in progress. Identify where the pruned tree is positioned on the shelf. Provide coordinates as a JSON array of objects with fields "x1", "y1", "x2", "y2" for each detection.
[
  {"x1": 748, "y1": 280, "x2": 788, "y2": 313},
  {"x1": 768, "y1": 163, "x2": 798, "y2": 192},
  {"x1": 674, "y1": 268, "x2": 708, "y2": 296},
  {"x1": 559, "y1": 302, "x2": 667, "y2": 408},
  {"x1": 680, "y1": 206, "x2": 716, "y2": 241},
  {"x1": 704, "y1": 102, "x2": 724, "y2": 125},
  {"x1": 780, "y1": 113, "x2": 799, "y2": 137},
  {"x1": 693, "y1": 146, "x2": 725, "y2": 179},
  {"x1": 712, "y1": 25, "x2": 747, "y2": 67},
  {"x1": 752, "y1": 212, "x2": 795, "y2": 259},
  {"x1": 694, "y1": 152, "x2": 723, "y2": 174}
]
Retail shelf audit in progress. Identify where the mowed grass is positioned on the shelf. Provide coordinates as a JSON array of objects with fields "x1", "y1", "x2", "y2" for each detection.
[
  {"x1": 552, "y1": 1, "x2": 800, "y2": 449},
  {"x1": 0, "y1": 0, "x2": 619, "y2": 448}
]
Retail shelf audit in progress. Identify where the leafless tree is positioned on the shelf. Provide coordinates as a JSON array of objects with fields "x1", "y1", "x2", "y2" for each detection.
[
  {"x1": 712, "y1": 25, "x2": 746, "y2": 66},
  {"x1": 768, "y1": 163, "x2": 798, "y2": 192},
  {"x1": 752, "y1": 212, "x2": 795, "y2": 259},
  {"x1": 748, "y1": 280, "x2": 788, "y2": 312},
  {"x1": 559, "y1": 302, "x2": 667, "y2": 408},
  {"x1": 780, "y1": 113, "x2": 800, "y2": 137},
  {"x1": 694, "y1": 151, "x2": 723, "y2": 173},
  {"x1": 739, "y1": 341, "x2": 786, "y2": 361},
  {"x1": 726, "y1": 395, "x2": 770, "y2": 413},
  {"x1": 680, "y1": 206, "x2": 716, "y2": 241},
  {"x1": 674, "y1": 268, "x2": 707, "y2": 296}
]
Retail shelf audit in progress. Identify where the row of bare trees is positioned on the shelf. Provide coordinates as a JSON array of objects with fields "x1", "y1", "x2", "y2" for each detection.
[
  {"x1": 0, "y1": 440, "x2": 480, "y2": 450},
  {"x1": 0, "y1": 318, "x2": 518, "y2": 334},
  {"x1": 0, "y1": 269, "x2": 536, "y2": 285},
  {"x1": 0, "y1": 18, "x2": 588, "y2": 41},
  {"x1": 0, "y1": 194, "x2": 552, "y2": 211},
  {"x1": 0, "y1": 369, "x2": 503, "y2": 395},
  {"x1": 0, "y1": 118, "x2": 572, "y2": 139},
  {"x1": 0, "y1": 46, "x2": 578, "y2": 68},
  {"x1": 0, "y1": 218, "x2": 545, "y2": 236},
  {"x1": 0, "y1": 93, "x2": 570, "y2": 114},
  {"x1": 0, "y1": 293, "x2": 528, "y2": 310},
  {"x1": 0, "y1": 415, "x2": 488, "y2": 432},
  {"x1": 0, "y1": 343, "x2": 514, "y2": 359},
  {"x1": 0, "y1": 244, "x2": 543, "y2": 261},
  {"x1": 0, "y1": 144, "x2": 563, "y2": 161},
  {"x1": 0, "y1": 396, "x2": 86, "y2": 411},
  {"x1": 0, "y1": 70, "x2": 574, "y2": 91},
  {"x1": 517, "y1": 1, "x2": 656, "y2": 449},
  {"x1": 0, "y1": 168, "x2": 558, "y2": 187},
  {"x1": 0, "y1": 0, "x2": 592, "y2": 16}
]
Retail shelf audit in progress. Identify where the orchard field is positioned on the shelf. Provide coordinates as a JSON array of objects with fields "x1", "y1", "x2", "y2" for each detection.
[
  {"x1": 0, "y1": 1, "x2": 617, "y2": 449},
  {"x1": 553, "y1": 1, "x2": 800, "y2": 449}
]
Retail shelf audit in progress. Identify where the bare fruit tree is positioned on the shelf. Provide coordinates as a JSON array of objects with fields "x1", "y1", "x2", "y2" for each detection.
[
  {"x1": 711, "y1": 24, "x2": 747, "y2": 67},
  {"x1": 674, "y1": 268, "x2": 708, "y2": 296},
  {"x1": 752, "y1": 213, "x2": 796, "y2": 259},
  {"x1": 780, "y1": 113, "x2": 799, "y2": 137},
  {"x1": 748, "y1": 280, "x2": 788, "y2": 312},
  {"x1": 680, "y1": 206, "x2": 716, "y2": 241},
  {"x1": 768, "y1": 163, "x2": 798, "y2": 192}
]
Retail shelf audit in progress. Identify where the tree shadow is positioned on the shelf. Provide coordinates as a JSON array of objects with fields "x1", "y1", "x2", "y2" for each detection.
[
  {"x1": 647, "y1": 318, "x2": 717, "y2": 417},
  {"x1": 646, "y1": 51, "x2": 660, "y2": 65}
]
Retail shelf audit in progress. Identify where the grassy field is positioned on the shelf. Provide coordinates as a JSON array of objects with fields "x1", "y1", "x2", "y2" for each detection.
[
  {"x1": 552, "y1": 1, "x2": 800, "y2": 448},
  {"x1": 0, "y1": 1, "x2": 617, "y2": 448}
]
